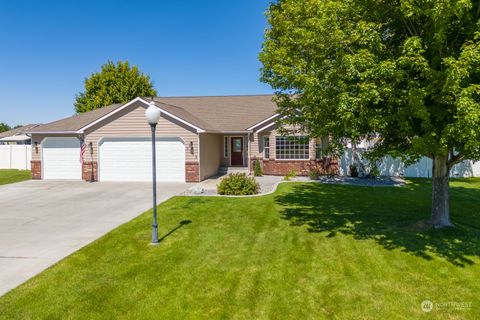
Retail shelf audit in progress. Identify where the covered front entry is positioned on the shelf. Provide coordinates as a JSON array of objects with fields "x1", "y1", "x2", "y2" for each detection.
[
  {"x1": 230, "y1": 137, "x2": 244, "y2": 166},
  {"x1": 98, "y1": 137, "x2": 185, "y2": 182}
]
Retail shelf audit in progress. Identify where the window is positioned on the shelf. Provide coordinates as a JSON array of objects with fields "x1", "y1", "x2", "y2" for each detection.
[
  {"x1": 263, "y1": 136, "x2": 270, "y2": 159},
  {"x1": 275, "y1": 136, "x2": 309, "y2": 160},
  {"x1": 224, "y1": 137, "x2": 228, "y2": 158},
  {"x1": 232, "y1": 138, "x2": 242, "y2": 152},
  {"x1": 315, "y1": 138, "x2": 323, "y2": 159},
  {"x1": 315, "y1": 137, "x2": 329, "y2": 159}
]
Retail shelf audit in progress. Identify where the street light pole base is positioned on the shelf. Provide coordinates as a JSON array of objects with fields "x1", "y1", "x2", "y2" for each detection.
[{"x1": 148, "y1": 241, "x2": 160, "y2": 246}]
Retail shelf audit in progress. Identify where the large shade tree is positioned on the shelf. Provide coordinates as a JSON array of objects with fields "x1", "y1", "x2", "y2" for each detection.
[
  {"x1": 260, "y1": 0, "x2": 480, "y2": 228},
  {"x1": 75, "y1": 61, "x2": 157, "y2": 113}
]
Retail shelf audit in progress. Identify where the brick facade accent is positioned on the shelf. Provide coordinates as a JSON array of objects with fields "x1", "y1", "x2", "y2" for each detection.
[
  {"x1": 31, "y1": 160, "x2": 41, "y2": 179},
  {"x1": 82, "y1": 161, "x2": 98, "y2": 181},
  {"x1": 185, "y1": 161, "x2": 200, "y2": 182},
  {"x1": 253, "y1": 157, "x2": 339, "y2": 176}
]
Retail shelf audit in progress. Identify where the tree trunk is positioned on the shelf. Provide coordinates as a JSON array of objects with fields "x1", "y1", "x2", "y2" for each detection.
[
  {"x1": 429, "y1": 154, "x2": 454, "y2": 228},
  {"x1": 351, "y1": 142, "x2": 367, "y2": 177}
]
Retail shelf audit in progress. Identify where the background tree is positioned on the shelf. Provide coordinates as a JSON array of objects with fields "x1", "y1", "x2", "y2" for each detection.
[
  {"x1": 75, "y1": 61, "x2": 157, "y2": 113},
  {"x1": 260, "y1": 0, "x2": 480, "y2": 228},
  {"x1": 0, "y1": 123, "x2": 11, "y2": 133}
]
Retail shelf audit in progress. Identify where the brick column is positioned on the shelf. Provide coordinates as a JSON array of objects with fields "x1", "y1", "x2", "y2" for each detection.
[
  {"x1": 31, "y1": 160, "x2": 41, "y2": 179},
  {"x1": 82, "y1": 161, "x2": 98, "y2": 181},
  {"x1": 185, "y1": 161, "x2": 200, "y2": 182}
]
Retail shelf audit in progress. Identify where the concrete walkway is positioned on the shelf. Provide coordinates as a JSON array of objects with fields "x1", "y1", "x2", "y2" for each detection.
[{"x1": 0, "y1": 180, "x2": 188, "y2": 296}]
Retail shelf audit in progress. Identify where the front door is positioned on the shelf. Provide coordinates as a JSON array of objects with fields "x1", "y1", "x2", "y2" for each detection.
[{"x1": 231, "y1": 137, "x2": 243, "y2": 166}]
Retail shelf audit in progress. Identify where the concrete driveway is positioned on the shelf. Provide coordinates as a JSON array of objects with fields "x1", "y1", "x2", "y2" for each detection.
[{"x1": 0, "y1": 180, "x2": 188, "y2": 296}]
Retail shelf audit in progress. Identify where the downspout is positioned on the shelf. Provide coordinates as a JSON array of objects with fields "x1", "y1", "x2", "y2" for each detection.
[
  {"x1": 197, "y1": 133, "x2": 201, "y2": 182},
  {"x1": 25, "y1": 133, "x2": 32, "y2": 171},
  {"x1": 247, "y1": 132, "x2": 251, "y2": 174}
]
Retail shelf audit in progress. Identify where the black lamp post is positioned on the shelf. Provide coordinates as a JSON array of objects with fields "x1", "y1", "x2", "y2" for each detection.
[{"x1": 145, "y1": 101, "x2": 162, "y2": 244}]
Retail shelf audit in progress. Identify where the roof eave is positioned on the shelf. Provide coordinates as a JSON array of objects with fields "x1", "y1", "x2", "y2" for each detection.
[
  {"x1": 27, "y1": 131, "x2": 81, "y2": 135},
  {"x1": 79, "y1": 97, "x2": 206, "y2": 134},
  {"x1": 246, "y1": 113, "x2": 281, "y2": 131}
]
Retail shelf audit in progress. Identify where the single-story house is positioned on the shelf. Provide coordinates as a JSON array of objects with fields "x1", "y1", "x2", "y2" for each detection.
[
  {"x1": 0, "y1": 124, "x2": 40, "y2": 145},
  {"x1": 26, "y1": 95, "x2": 338, "y2": 182}
]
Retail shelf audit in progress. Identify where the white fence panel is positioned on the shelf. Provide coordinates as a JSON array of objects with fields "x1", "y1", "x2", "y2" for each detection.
[
  {"x1": 0, "y1": 145, "x2": 31, "y2": 170},
  {"x1": 340, "y1": 148, "x2": 479, "y2": 178},
  {"x1": 0, "y1": 146, "x2": 10, "y2": 168}
]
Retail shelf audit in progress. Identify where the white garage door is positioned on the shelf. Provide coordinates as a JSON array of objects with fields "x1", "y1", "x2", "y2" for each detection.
[
  {"x1": 99, "y1": 138, "x2": 185, "y2": 182},
  {"x1": 42, "y1": 137, "x2": 82, "y2": 180}
]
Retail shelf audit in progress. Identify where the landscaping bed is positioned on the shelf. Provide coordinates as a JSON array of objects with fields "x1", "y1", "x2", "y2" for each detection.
[{"x1": 185, "y1": 175, "x2": 406, "y2": 196}]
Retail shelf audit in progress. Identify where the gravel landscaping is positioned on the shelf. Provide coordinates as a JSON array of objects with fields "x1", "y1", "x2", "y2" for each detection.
[{"x1": 183, "y1": 175, "x2": 406, "y2": 196}]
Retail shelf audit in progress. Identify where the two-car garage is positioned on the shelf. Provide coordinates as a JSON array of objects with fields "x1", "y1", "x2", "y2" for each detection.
[
  {"x1": 30, "y1": 98, "x2": 202, "y2": 182},
  {"x1": 98, "y1": 138, "x2": 185, "y2": 182},
  {"x1": 41, "y1": 137, "x2": 186, "y2": 182}
]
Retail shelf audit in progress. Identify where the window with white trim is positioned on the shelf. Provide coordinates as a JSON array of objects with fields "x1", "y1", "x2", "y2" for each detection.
[
  {"x1": 275, "y1": 136, "x2": 309, "y2": 160},
  {"x1": 263, "y1": 136, "x2": 270, "y2": 159},
  {"x1": 315, "y1": 138, "x2": 323, "y2": 159},
  {"x1": 224, "y1": 137, "x2": 228, "y2": 158}
]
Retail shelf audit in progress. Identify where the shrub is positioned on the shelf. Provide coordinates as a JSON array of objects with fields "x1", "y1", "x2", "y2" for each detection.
[
  {"x1": 284, "y1": 169, "x2": 297, "y2": 181},
  {"x1": 349, "y1": 165, "x2": 358, "y2": 177},
  {"x1": 309, "y1": 168, "x2": 321, "y2": 180},
  {"x1": 369, "y1": 166, "x2": 380, "y2": 178},
  {"x1": 254, "y1": 160, "x2": 263, "y2": 177},
  {"x1": 217, "y1": 173, "x2": 259, "y2": 195}
]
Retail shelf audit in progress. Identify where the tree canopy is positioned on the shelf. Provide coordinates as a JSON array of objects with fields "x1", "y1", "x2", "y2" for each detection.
[
  {"x1": 0, "y1": 123, "x2": 11, "y2": 133},
  {"x1": 260, "y1": 0, "x2": 480, "y2": 227},
  {"x1": 74, "y1": 61, "x2": 157, "y2": 113}
]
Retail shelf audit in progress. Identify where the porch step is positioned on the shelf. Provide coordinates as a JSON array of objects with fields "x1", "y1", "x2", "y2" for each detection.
[{"x1": 218, "y1": 166, "x2": 249, "y2": 175}]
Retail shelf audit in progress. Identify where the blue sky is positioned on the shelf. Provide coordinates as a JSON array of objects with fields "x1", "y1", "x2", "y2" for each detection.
[{"x1": 0, "y1": 0, "x2": 272, "y2": 126}]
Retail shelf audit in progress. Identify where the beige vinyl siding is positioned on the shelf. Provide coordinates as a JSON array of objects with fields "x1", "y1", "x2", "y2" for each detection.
[
  {"x1": 249, "y1": 131, "x2": 274, "y2": 159},
  {"x1": 84, "y1": 103, "x2": 199, "y2": 163},
  {"x1": 31, "y1": 134, "x2": 45, "y2": 161},
  {"x1": 31, "y1": 134, "x2": 79, "y2": 161},
  {"x1": 250, "y1": 132, "x2": 273, "y2": 160},
  {"x1": 250, "y1": 132, "x2": 260, "y2": 158},
  {"x1": 199, "y1": 133, "x2": 223, "y2": 180}
]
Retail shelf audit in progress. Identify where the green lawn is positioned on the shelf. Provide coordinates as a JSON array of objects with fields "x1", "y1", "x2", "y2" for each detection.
[
  {"x1": 0, "y1": 179, "x2": 479, "y2": 319},
  {"x1": 0, "y1": 169, "x2": 31, "y2": 185}
]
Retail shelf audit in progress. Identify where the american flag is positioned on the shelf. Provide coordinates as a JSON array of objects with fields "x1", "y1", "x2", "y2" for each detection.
[{"x1": 80, "y1": 140, "x2": 87, "y2": 163}]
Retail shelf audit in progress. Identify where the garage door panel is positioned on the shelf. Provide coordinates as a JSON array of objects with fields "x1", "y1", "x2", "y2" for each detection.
[
  {"x1": 42, "y1": 137, "x2": 82, "y2": 180},
  {"x1": 99, "y1": 138, "x2": 185, "y2": 182}
]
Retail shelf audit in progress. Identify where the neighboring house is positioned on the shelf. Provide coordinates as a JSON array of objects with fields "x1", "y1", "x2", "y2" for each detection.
[
  {"x1": 0, "y1": 124, "x2": 41, "y2": 145},
  {"x1": 0, "y1": 125, "x2": 40, "y2": 170},
  {"x1": 27, "y1": 95, "x2": 338, "y2": 182}
]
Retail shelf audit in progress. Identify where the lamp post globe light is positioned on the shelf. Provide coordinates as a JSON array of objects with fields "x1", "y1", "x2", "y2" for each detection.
[{"x1": 145, "y1": 101, "x2": 162, "y2": 244}]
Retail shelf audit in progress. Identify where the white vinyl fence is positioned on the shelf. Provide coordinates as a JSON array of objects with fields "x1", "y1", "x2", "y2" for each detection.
[
  {"x1": 340, "y1": 148, "x2": 480, "y2": 178},
  {"x1": 0, "y1": 145, "x2": 32, "y2": 170}
]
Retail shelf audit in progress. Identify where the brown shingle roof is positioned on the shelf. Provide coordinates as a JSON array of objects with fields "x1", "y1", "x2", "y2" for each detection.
[
  {"x1": 0, "y1": 124, "x2": 41, "y2": 138},
  {"x1": 27, "y1": 103, "x2": 123, "y2": 133},
  {"x1": 27, "y1": 95, "x2": 278, "y2": 133},
  {"x1": 153, "y1": 95, "x2": 277, "y2": 132}
]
